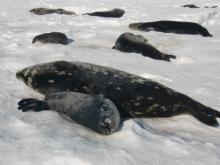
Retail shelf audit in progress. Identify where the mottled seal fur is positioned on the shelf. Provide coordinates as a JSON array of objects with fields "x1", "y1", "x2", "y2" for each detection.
[
  {"x1": 84, "y1": 8, "x2": 125, "y2": 18},
  {"x1": 113, "y1": 32, "x2": 176, "y2": 61},
  {"x1": 32, "y1": 32, "x2": 72, "y2": 45},
  {"x1": 18, "y1": 92, "x2": 120, "y2": 135},
  {"x1": 129, "y1": 21, "x2": 212, "y2": 37},
  {"x1": 16, "y1": 61, "x2": 220, "y2": 126},
  {"x1": 30, "y1": 8, "x2": 76, "y2": 15}
]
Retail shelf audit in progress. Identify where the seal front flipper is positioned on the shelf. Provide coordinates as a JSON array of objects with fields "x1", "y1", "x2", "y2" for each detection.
[{"x1": 18, "y1": 98, "x2": 48, "y2": 112}]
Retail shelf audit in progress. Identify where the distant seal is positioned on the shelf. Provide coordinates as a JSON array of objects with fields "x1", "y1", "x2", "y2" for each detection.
[
  {"x1": 204, "y1": 6, "x2": 218, "y2": 8},
  {"x1": 16, "y1": 61, "x2": 220, "y2": 126},
  {"x1": 84, "y1": 8, "x2": 125, "y2": 18},
  {"x1": 30, "y1": 8, "x2": 76, "y2": 15},
  {"x1": 32, "y1": 32, "x2": 72, "y2": 45},
  {"x1": 129, "y1": 20, "x2": 213, "y2": 37},
  {"x1": 182, "y1": 4, "x2": 200, "y2": 8},
  {"x1": 18, "y1": 92, "x2": 120, "y2": 135},
  {"x1": 113, "y1": 32, "x2": 176, "y2": 61}
]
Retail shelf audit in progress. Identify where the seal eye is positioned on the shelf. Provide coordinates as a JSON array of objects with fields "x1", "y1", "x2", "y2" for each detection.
[{"x1": 98, "y1": 102, "x2": 110, "y2": 113}]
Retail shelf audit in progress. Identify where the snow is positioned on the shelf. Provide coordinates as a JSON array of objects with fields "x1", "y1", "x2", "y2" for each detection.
[{"x1": 0, "y1": 0, "x2": 220, "y2": 164}]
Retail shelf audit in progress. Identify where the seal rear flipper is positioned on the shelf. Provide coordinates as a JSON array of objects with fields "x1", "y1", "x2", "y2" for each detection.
[
  {"x1": 189, "y1": 105, "x2": 219, "y2": 126},
  {"x1": 165, "y1": 54, "x2": 176, "y2": 59},
  {"x1": 162, "y1": 53, "x2": 176, "y2": 61}
]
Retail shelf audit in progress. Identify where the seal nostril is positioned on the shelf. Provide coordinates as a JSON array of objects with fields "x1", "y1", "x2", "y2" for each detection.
[{"x1": 104, "y1": 119, "x2": 112, "y2": 128}]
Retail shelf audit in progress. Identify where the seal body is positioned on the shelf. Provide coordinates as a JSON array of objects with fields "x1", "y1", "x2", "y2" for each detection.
[
  {"x1": 182, "y1": 4, "x2": 200, "y2": 8},
  {"x1": 18, "y1": 92, "x2": 121, "y2": 135},
  {"x1": 84, "y1": 8, "x2": 125, "y2": 18},
  {"x1": 32, "y1": 32, "x2": 72, "y2": 45},
  {"x1": 129, "y1": 21, "x2": 212, "y2": 37},
  {"x1": 113, "y1": 32, "x2": 176, "y2": 61},
  {"x1": 16, "y1": 61, "x2": 220, "y2": 126},
  {"x1": 30, "y1": 8, "x2": 76, "y2": 15}
]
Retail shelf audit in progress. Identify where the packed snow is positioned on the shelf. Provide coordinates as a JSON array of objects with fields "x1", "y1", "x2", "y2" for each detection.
[{"x1": 0, "y1": 0, "x2": 220, "y2": 164}]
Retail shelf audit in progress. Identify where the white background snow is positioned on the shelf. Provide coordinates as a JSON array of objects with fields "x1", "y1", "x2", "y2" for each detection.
[{"x1": 0, "y1": 0, "x2": 220, "y2": 164}]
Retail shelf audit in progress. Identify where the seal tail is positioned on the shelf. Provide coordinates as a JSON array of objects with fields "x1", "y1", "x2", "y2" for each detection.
[{"x1": 188, "y1": 101, "x2": 220, "y2": 126}]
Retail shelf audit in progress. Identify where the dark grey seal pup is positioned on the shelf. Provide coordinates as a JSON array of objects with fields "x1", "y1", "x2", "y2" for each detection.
[
  {"x1": 32, "y1": 32, "x2": 72, "y2": 45},
  {"x1": 84, "y1": 8, "x2": 125, "y2": 18},
  {"x1": 18, "y1": 92, "x2": 120, "y2": 135},
  {"x1": 113, "y1": 32, "x2": 176, "y2": 62},
  {"x1": 182, "y1": 4, "x2": 200, "y2": 8},
  {"x1": 30, "y1": 8, "x2": 76, "y2": 15},
  {"x1": 129, "y1": 21, "x2": 213, "y2": 37},
  {"x1": 16, "y1": 61, "x2": 220, "y2": 126}
]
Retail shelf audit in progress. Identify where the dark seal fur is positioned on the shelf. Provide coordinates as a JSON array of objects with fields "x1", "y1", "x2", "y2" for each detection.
[
  {"x1": 129, "y1": 20, "x2": 212, "y2": 37},
  {"x1": 182, "y1": 4, "x2": 200, "y2": 8},
  {"x1": 32, "y1": 32, "x2": 72, "y2": 45},
  {"x1": 30, "y1": 8, "x2": 76, "y2": 15},
  {"x1": 16, "y1": 61, "x2": 220, "y2": 126},
  {"x1": 18, "y1": 92, "x2": 120, "y2": 135},
  {"x1": 84, "y1": 8, "x2": 125, "y2": 18},
  {"x1": 113, "y1": 32, "x2": 176, "y2": 61}
]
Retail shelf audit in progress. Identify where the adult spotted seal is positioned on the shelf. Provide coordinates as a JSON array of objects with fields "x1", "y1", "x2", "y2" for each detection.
[
  {"x1": 113, "y1": 32, "x2": 176, "y2": 61},
  {"x1": 30, "y1": 8, "x2": 76, "y2": 15},
  {"x1": 16, "y1": 61, "x2": 220, "y2": 126},
  {"x1": 129, "y1": 20, "x2": 213, "y2": 37},
  {"x1": 32, "y1": 32, "x2": 72, "y2": 45},
  {"x1": 18, "y1": 92, "x2": 120, "y2": 135},
  {"x1": 84, "y1": 8, "x2": 125, "y2": 18}
]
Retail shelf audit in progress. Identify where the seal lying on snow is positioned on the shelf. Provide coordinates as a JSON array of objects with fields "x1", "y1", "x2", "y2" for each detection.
[
  {"x1": 181, "y1": 4, "x2": 200, "y2": 8},
  {"x1": 18, "y1": 92, "x2": 120, "y2": 135},
  {"x1": 129, "y1": 20, "x2": 213, "y2": 37},
  {"x1": 16, "y1": 61, "x2": 220, "y2": 126},
  {"x1": 84, "y1": 8, "x2": 125, "y2": 18},
  {"x1": 32, "y1": 32, "x2": 72, "y2": 45},
  {"x1": 30, "y1": 8, "x2": 76, "y2": 15},
  {"x1": 113, "y1": 32, "x2": 176, "y2": 61}
]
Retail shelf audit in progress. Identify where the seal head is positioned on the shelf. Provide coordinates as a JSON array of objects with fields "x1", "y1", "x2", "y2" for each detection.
[{"x1": 77, "y1": 95, "x2": 121, "y2": 135}]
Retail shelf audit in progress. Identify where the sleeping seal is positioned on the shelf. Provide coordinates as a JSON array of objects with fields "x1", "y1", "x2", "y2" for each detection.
[
  {"x1": 32, "y1": 32, "x2": 72, "y2": 45},
  {"x1": 30, "y1": 8, "x2": 76, "y2": 15},
  {"x1": 181, "y1": 4, "x2": 200, "y2": 8},
  {"x1": 16, "y1": 61, "x2": 220, "y2": 126},
  {"x1": 113, "y1": 32, "x2": 176, "y2": 61},
  {"x1": 84, "y1": 8, "x2": 125, "y2": 18},
  {"x1": 18, "y1": 92, "x2": 120, "y2": 135},
  {"x1": 129, "y1": 20, "x2": 213, "y2": 37}
]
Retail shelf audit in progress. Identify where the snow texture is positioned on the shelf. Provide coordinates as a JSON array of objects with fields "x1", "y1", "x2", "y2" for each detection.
[{"x1": 0, "y1": 0, "x2": 220, "y2": 165}]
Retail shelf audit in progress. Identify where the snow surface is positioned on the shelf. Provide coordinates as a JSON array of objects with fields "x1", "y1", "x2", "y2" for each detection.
[{"x1": 0, "y1": 0, "x2": 220, "y2": 164}]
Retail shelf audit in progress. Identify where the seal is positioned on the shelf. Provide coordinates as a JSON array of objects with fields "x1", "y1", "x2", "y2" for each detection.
[
  {"x1": 181, "y1": 4, "x2": 200, "y2": 8},
  {"x1": 16, "y1": 61, "x2": 220, "y2": 126},
  {"x1": 129, "y1": 20, "x2": 213, "y2": 37},
  {"x1": 113, "y1": 32, "x2": 176, "y2": 61},
  {"x1": 84, "y1": 8, "x2": 125, "y2": 18},
  {"x1": 32, "y1": 32, "x2": 72, "y2": 45},
  {"x1": 30, "y1": 8, "x2": 76, "y2": 15},
  {"x1": 18, "y1": 92, "x2": 121, "y2": 135}
]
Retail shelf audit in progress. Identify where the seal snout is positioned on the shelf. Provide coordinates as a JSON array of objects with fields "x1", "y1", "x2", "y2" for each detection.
[
  {"x1": 16, "y1": 68, "x2": 30, "y2": 83},
  {"x1": 100, "y1": 118, "x2": 116, "y2": 135},
  {"x1": 16, "y1": 70, "x2": 24, "y2": 79},
  {"x1": 129, "y1": 23, "x2": 141, "y2": 30}
]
